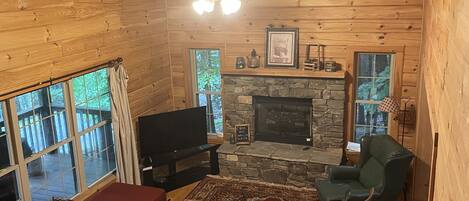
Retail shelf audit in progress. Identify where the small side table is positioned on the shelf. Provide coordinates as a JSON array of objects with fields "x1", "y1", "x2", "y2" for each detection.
[{"x1": 345, "y1": 150, "x2": 360, "y2": 165}]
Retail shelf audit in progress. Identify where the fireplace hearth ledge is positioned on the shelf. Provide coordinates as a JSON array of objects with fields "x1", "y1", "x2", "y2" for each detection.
[
  {"x1": 218, "y1": 141, "x2": 342, "y2": 165},
  {"x1": 217, "y1": 141, "x2": 343, "y2": 187}
]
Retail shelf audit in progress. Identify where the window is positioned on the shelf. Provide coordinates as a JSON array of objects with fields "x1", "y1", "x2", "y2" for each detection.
[
  {"x1": 354, "y1": 53, "x2": 394, "y2": 142},
  {"x1": 0, "y1": 68, "x2": 116, "y2": 201},
  {"x1": 1, "y1": 103, "x2": 11, "y2": 169},
  {"x1": 0, "y1": 102, "x2": 22, "y2": 201},
  {"x1": 15, "y1": 84, "x2": 78, "y2": 201},
  {"x1": 72, "y1": 69, "x2": 115, "y2": 186},
  {"x1": 16, "y1": 84, "x2": 68, "y2": 155},
  {"x1": 190, "y1": 49, "x2": 223, "y2": 134}
]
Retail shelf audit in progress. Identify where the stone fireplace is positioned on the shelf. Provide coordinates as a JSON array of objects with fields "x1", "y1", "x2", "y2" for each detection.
[
  {"x1": 222, "y1": 75, "x2": 345, "y2": 149},
  {"x1": 254, "y1": 96, "x2": 312, "y2": 146},
  {"x1": 218, "y1": 73, "x2": 346, "y2": 187}
]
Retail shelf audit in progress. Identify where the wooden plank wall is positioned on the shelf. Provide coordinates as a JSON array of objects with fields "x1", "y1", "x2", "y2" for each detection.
[
  {"x1": 0, "y1": 0, "x2": 173, "y2": 123},
  {"x1": 166, "y1": 0, "x2": 422, "y2": 149},
  {"x1": 412, "y1": 77, "x2": 433, "y2": 201},
  {"x1": 420, "y1": 0, "x2": 469, "y2": 200}
]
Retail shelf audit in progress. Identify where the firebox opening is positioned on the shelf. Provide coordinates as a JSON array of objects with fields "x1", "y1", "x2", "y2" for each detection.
[{"x1": 254, "y1": 96, "x2": 312, "y2": 146}]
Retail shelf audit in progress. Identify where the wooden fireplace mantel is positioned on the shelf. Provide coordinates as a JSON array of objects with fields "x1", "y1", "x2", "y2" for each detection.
[{"x1": 221, "y1": 68, "x2": 346, "y2": 79}]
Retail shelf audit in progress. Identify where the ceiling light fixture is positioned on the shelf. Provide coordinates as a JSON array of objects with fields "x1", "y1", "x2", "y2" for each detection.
[
  {"x1": 192, "y1": 0, "x2": 215, "y2": 15},
  {"x1": 192, "y1": 0, "x2": 241, "y2": 15},
  {"x1": 220, "y1": 0, "x2": 241, "y2": 15}
]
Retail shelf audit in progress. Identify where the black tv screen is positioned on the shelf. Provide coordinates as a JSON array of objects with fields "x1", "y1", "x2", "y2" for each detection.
[{"x1": 138, "y1": 106, "x2": 208, "y2": 156}]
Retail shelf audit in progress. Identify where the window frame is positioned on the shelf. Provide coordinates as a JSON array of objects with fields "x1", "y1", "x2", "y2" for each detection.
[
  {"x1": 353, "y1": 53, "x2": 395, "y2": 142},
  {"x1": 184, "y1": 45, "x2": 225, "y2": 136},
  {"x1": 345, "y1": 46, "x2": 404, "y2": 143},
  {"x1": 0, "y1": 68, "x2": 116, "y2": 201},
  {"x1": 68, "y1": 69, "x2": 116, "y2": 188},
  {"x1": 0, "y1": 101, "x2": 24, "y2": 201},
  {"x1": 190, "y1": 48, "x2": 223, "y2": 135},
  {"x1": 9, "y1": 85, "x2": 82, "y2": 200}
]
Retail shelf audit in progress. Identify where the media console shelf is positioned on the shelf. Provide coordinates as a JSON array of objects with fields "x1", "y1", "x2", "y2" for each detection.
[
  {"x1": 141, "y1": 144, "x2": 221, "y2": 191},
  {"x1": 138, "y1": 107, "x2": 219, "y2": 191}
]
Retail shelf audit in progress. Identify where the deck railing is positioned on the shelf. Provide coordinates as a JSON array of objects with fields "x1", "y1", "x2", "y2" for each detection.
[{"x1": 17, "y1": 106, "x2": 111, "y2": 156}]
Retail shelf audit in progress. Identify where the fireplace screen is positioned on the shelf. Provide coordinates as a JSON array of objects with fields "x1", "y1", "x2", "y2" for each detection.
[{"x1": 254, "y1": 96, "x2": 312, "y2": 146}]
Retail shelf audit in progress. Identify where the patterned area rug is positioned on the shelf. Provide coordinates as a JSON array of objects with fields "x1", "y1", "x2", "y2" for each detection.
[{"x1": 184, "y1": 176, "x2": 319, "y2": 201}]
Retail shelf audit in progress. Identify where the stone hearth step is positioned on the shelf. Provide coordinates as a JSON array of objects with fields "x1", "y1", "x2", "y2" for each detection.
[{"x1": 217, "y1": 141, "x2": 343, "y2": 188}]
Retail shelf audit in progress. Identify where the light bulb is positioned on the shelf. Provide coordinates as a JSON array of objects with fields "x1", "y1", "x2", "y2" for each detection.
[
  {"x1": 194, "y1": 0, "x2": 240, "y2": 15},
  {"x1": 204, "y1": 0, "x2": 215, "y2": 13},
  {"x1": 192, "y1": 0, "x2": 205, "y2": 15},
  {"x1": 221, "y1": 0, "x2": 241, "y2": 15}
]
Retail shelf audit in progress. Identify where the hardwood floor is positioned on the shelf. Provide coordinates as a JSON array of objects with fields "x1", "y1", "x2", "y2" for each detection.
[{"x1": 167, "y1": 181, "x2": 199, "y2": 201}]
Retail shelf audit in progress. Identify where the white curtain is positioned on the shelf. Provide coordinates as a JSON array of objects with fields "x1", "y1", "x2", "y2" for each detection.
[{"x1": 109, "y1": 63, "x2": 141, "y2": 185}]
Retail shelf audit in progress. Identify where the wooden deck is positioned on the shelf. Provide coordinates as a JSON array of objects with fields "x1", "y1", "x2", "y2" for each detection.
[{"x1": 28, "y1": 152, "x2": 115, "y2": 201}]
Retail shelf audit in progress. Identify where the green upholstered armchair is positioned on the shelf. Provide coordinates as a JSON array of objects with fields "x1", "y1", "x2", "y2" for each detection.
[{"x1": 315, "y1": 135, "x2": 414, "y2": 201}]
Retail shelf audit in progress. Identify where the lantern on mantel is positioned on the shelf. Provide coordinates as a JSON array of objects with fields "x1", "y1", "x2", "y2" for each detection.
[{"x1": 247, "y1": 49, "x2": 260, "y2": 68}]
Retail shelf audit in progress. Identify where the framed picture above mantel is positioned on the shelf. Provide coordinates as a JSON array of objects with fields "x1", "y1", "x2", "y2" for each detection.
[{"x1": 265, "y1": 27, "x2": 299, "y2": 68}]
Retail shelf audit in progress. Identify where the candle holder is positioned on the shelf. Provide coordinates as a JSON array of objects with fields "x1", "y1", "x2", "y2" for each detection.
[{"x1": 236, "y1": 57, "x2": 246, "y2": 69}]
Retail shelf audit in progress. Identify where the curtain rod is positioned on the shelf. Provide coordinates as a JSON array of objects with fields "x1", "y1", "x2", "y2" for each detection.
[{"x1": 0, "y1": 57, "x2": 123, "y2": 100}]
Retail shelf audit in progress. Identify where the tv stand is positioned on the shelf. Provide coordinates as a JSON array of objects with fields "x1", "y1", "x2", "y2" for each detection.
[{"x1": 141, "y1": 144, "x2": 221, "y2": 191}]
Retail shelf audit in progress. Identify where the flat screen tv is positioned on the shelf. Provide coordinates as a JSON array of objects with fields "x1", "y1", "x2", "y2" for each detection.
[{"x1": 138, "y1": 106, "x2": 208, "y2": 157}]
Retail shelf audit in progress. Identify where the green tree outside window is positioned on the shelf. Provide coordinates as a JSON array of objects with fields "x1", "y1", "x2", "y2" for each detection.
[{"x1": 193, "y1": 49, "x2": 223, "y2": 134}]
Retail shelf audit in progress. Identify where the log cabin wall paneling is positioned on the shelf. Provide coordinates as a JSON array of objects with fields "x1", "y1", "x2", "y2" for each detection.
[
  {"x1": 420, "y1": 0, "x2": 469, "y2": 199},
  {"x1": 412, "y1": 75, "x2": 433, "y2": 201},
  {"x1": 0, "y1": 0, "x2": 173, "y2": 122},
  {"x1": 166, "y1": 0, "x2": 423, "y2": 150}
]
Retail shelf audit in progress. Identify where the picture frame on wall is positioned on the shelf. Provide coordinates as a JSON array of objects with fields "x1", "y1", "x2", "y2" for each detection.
[
  {"x1": 235, "y1": 124, "x2": 251, "y2": 145},
  {"x1": 265, "y1": 27, "x2": 299, "y2": 68}
]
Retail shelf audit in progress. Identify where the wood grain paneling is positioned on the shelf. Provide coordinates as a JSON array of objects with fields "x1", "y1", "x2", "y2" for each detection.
[
  {"x1": 420, "y1": 0, "x2": 469, "y2": 200},
  {"x1": 167, "y1": 19, "x2": 422, "y2": 33},
  {"x1": 0, "y1": 0, "x2": 173, "y2": 141},
  {"x1": 166, "y1": 0, "x2": 422, "y2": 152},
  {"x1": 412, "y1": 77, "x2": 432, "y2": 201},
  {"x1": 0, "y1": 0, "x2": 431, "y2": 199}
]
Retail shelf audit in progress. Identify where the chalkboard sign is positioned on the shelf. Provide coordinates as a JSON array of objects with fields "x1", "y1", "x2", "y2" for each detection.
[{"x1": 235, "y1": 124, "x2": 251, "y2": 145}]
